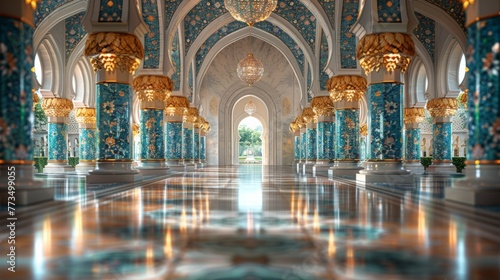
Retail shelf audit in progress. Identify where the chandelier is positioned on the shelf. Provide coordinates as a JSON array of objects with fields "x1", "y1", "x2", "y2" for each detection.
[
  {"x1": 224, "y1": 0, "x2": 278, "y2": 26},
  {"x1": 237, "y1": 54, "x2": 264, "y2": 86},
  {"x1": 244, "y1": 100, "x2": 257, "y2": 115}
]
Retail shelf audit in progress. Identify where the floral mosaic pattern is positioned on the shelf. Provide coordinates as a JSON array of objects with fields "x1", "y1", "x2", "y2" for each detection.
[
  {"x1": 194, "y1": 131, "x2": 200, "y2": 160},
  {"x1": 317, "y1": 121, "x2": 334, "y2": 160},
  {"x1": 377, "y1": 0, "x2": 401, "y2": 22},
  {"x1": 424, "y1": 0, "x2": 465, "y2": 32},
  {"x1": 367, "y1": 83, "x2": 403, "y2": 160},
  {"x1": 79, "y1": 128, "x2": 96, "y2": 160},
  {"x1": 294, "y1": 135, "x2": 300, "y2": 160},
  {"x1": 200, "y1": 135, "x2": 206, "y2": 160},
  {"x1": 182, "y1": 127, "x2": 194, "y2": 160},
  {"x1": 165, "y1": 121, "x2": 182, "y2": 160},
  {"x1": 433, "y1": 123, "x2": 452, "y2": 161},
  {"x1": 98, "y1": 0, "x2": 123, "y2": 22},
  {"x1": 336, "y1": 109, "x2": 359, "y2": 160},
  {"x1": 307, "y1": 67, "x2": 312, "y2": 93},
  {"x1": 306, "y1": 128, "x2": 317, "y2": 160},
  {"x1": 171, "y1": 31, "x2": 181, "y2": 90},
  {"x1": 300, "y1": 132, "x2": 306, "y2": 160},
  {"x1": 65, "y1": 12, "x2": 87, "y2": 60},
  {"x1": 413, "y1": 12, "x2": 435, "y2": 62},
  {"x1": 320, "y1": 31, "x2": 329, "y2": 90},
  {"x1": 142, "y1": 0, "x2": 160, "y2": 68},
  {"x1": 48, "y1": 123, "x2": 68, "y2": 161},
  {"x1": 274, "y1": 1, "x2": 316, "y2": 52},
  {"x1": 340, "y1": 0, "x2": 359, "y2": 69},
  {"x1": 405, "y1": 128, "x2": 420, "y2": 161},
  {"x1": 140, "y1": 109, "x2": 164, "y2": 160},
  {"x1": 96, "y1": 83, "x2": 132, "y2": 160},
  {"x1": 0, "y1": 18, "x2": 34, "y2": 161},
  {"x1": 35, "y1": 0, "x2": 73, "y2": 26},
  {"x1": 188, "y1": 65, "x2": 193, "y2": 101},
  {"x1": 184, "y1": 0, "x2": 227, "y2": 53},
  {"x1": 318, "y1": 0, "x2": 336, "y2": 29},
  {"x1": 165, "y1": 0, "x2": 182, "y2": 31},
  {"x1": 466, "y1": 17, "x2": 500, "y2": 161}
]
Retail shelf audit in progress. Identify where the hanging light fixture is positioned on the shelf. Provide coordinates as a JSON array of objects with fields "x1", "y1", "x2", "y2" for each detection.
[
  {"x1": 237, "y1": 54, "x2": 264, "y2": 86},
  {"x1": 244, "y1": 100, "x2": 257, "y2": 115}
]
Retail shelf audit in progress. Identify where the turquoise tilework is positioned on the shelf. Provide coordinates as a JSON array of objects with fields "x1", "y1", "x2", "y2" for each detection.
[
  {"x1": 182, "y1": 127, "x2": 194, "y2": 160},
  {"x1": 294, "y1": 135, "x2": 300, "y2": 160},
  {"x1": 194, "y1": 131, "x2": 200, "y2": 160},
  {"x1": 335, "y1": 109, "x2": 360, "y2": 160},
  {"x1": 320, "y1": 31, "x2": 329, "y2": 90},
  {"x1": 142, "y1": 0, "x2": 160, "y2": 68},
  {"x1": 140, "y1": 109, "x2": 164, "y2": 160},
  {"x1": 98, "y1": 0, "x2": 123, "y2": 22},
  {"x1": 165, "y1": 0, "x2": 183, "y2": 31},
  {"x1": 405, "y1": 127, "x2": 420, "y2": 161},
  {"x1": 65, "y1": 12, "x2": 86, "y2": 60},
  {"x1": 171, "y1": 31, "x2": 181, "y2": 90},
  {"x1": 300, "y1": 132, "x2": 306, "y2": 160},
  {"x1": 340, "y1": 0, "x2": 359, "y2": 68},
  {"x1": 200, "y1": 135, "x2": 206, "y2": 160},
  {"x1": 79, "y1": 128, "x2": 96, "y2": 161},
  {"x1": 433, "y1": 123, "x2": 452, "y2": 161},
  {"x1": 318, "y1": 0, "x2": 336, "y2": 29},
  {"x1": 413, "y1": 12, "x2": 435, "y2": 62},
  {"x1": 424, "y1": 0, "x2": 465, "y2": 32},
  {"x1": 306, "y1": 127, "x2": 317, "y2": 160},
  {"x1": 35, "y1": 0, "x2": 73, "y2": 26},
  {"x1": 48, "y1": 123, "x2": 68, "y2": 161},
  {"x1": 274, "y1": 1, "x2": 316, "y2": 52},
  {"x1": 377, "y1": 0, "x2": 401, "y2": 22},
  {"x1": 317, "y1": 121, "x2": 334, "y2": 160},
  {"x1": 165, "y1": 121, "x2": 183, "y2": 160}
]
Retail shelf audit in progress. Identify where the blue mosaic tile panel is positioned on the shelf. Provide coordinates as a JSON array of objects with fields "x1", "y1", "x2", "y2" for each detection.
[
  {"x1": 413, "y1": 12, "x2": 435, "y2": 62},
  {"x1": 335, "y1": 109, "x2": 360, "y2": 160},
  {"x1": 340, "y1": 0, "x2": 359, "y2": 69},
  {"x1": 48, "y1": 123, "x2": 68, "y2": 161},
  {"x1": 318, "y1": 0, "x2": 336, "y2": 29},
  {"x1": 184, "y1": 0, "x2": 227, "y2": 53},
  {"x1": 35, "y1": 0, "x2": 73, "y2": 26},
  {"x1": 306, "y1": 127, "x2": 317, "y2": 160},
  {"x1": 275, "y1": 0, "x2": 317, "y2": 52},
  {"x1": 165, "y1": 0, "x2": 183, "y2": 31},
  {"x1": 98, "y1": 0, "x2": 123, "y2": 22},
  {"x1": 424, "y1": 0, "x2": 465, "y2": 32},
  {"x1": 188, "y1": 66, "x2": 193, "y2": 102},
  {"x1": 200, "y1": 135, "x2": 206, "y2": 160},
  {"x1": 405, "y1": 127, "x2": 420, "y2": 161},
  {"x1": 165, "y1": 121, "x2": 183, "y2": 160},
  {"x1": 171, "y1": 31, "x2": 181, "y2": 91},
  {"x1": 466, "y1": 16, "x2": 500, "y2": 161},
  {"x1": 300, "y1": 131, "x2": 306, "y2": 159},
  {"x1": 320, "y1": 31, "x2": 329, "y2": 89},
  {"x1": 317, "y1": 121, "x2": 334, "y2": 160},
  {"x1": 294, "y1": 135, "x2": 300, "y2": 160},
  {"x1": 366, "y1": 83, "x2": 403, "y2": 160},
  {"x1": 0, "y1": 18, "x2": 34, "y2": 161},
  {"x1": 194, "y1": 131, "x2": 200, "y2": 160},
  {"x1": 96, "y1": 83, "x2": 133, "y2": 160},
  {"x1": 377, "y1": 0, "x2": 401, "y2": 22},
  {"x1": 140, "y1": 109, "x2": 164, "y2": 160},
  {"x1": 433, "y1": 122, "x2": 452, "y2": 161},
  {"x1": 65, "y1": 12, "x2": 87, "y2": 60},
  {"x1": 142, "y1": 0, "x2": 160, "y2": 68},
  {"x1": 79, "y1": 128, "x2": 96, "y2": 161},
  {"x1": 182, "y1": 127, "x2": 194, "y2": 160},
  {"x1": 307, "y1": 67, "x2": 312, "y2": 92}
]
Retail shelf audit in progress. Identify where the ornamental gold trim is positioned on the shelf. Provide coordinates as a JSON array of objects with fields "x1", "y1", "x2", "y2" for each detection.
[
  {"x1": 202, "y1": 121, "x2": 211, "y2": 132},
  {"x1": 311, "y1": 96, "x2": 335, "y2": 116},
  {"x1": 75, "y1": 107, "x2": 96, "y2": 124},
  {"x1": 195, "y1": 116, "x2": 206, "y2": 129},
  {"x1": 132, "y1": 123, "x2": 140, "y2": 136},
  {"x1": 327, "y1": 75, "x2": 367, "y2": 102},
  {"x1": 85, "y1": 32, "x2": 144, "y2": 73},
  {"x1": 184, "y1": 107, "x2": 199, "y2": 124},
  {"x1": 426, "y1": 98, "x2": 458, "y2": 117},
  {"x1": 41, "y1": 97, "x2": 73, "y2": 118},
  {"x1": 133, "y1": 75, "x2": 173, "y2": 102},
  {"x1": 457, "y1": 90, "x2": 468, "y2": 109},
  {"x1": 356, "y1": 33, "x2": 415, "y2": 75},
  {"x1": 360, "y1": 123, "x2": 367, "y2": 136},
  {"x1": 301, "y1": 107, "x2": 317, "y2": 124},
  {"x1": 289, "y1": 121, "x2": 299, "y2": 132},
  {"x1": 404, "y1": 108, "x2": 425, "y2": 124},
  {"x1": 294, "y1": 115, "x2": 305, "y2": 128},
  {"x1": 165, "y1": 95, "x2": 190, "y2": 116}
]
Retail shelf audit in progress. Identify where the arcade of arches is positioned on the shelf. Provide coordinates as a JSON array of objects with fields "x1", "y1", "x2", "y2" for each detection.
[{"x1": 1, "y1": 0, "x2": 500, "y2": 279}]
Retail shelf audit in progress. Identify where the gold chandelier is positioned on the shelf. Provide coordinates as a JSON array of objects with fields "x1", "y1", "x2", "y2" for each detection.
[
  {"x1": 224, "y1": 0, "x2": 278, "y2": 26},
  {"x1": 237, "y1": 53, "x2": 264, "y2": 86}
]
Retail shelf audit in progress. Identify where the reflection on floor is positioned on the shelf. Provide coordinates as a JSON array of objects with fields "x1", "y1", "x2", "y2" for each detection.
[{"x1": 2, "y1": 165, "x2": 500, "y2": 279}]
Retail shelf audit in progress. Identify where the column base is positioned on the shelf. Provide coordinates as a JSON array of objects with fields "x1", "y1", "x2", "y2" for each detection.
[
  {"x1": 87, "y1": 161, "x2": 142, "y2": 184},
  {"x1": 302, "y1": 161, "x2": 316, "y2": 174},
  {"x1": 295, "y1": 162, "x2": 303, "y2": 173},
  {"x1": 426, "y1": 162, "x2": 457, "y2": 174},
  {"x1": 445, "y1": 165, "x2": 500, "y2": 206},
  {"x1": 43, "y1": 162, "x2": 75, "y2": 173},
  {"x1": 356, "y1": 161, "x2": 414, "y2": 186},
  {"x1": 328, "y1": 160, "x2": 363, "y2": 179},
  {"x1": 313, "y1": 161, "x2": 332, "y2": 177},
  {"x1": 195, "y1": 162, "x2": 206, "y2": 168},
  {"x1": 182, "y1": 161, "x2": 196, "y2": 171},
  {"x1": 403, "y1": 161, "x2": 425, "y2": 174},
  {"x1": 0, "y1": 165, "x2": 53, "y2": 206},
  {"x1": 136, "y1": 161, "x2": 170, "y2": 176},
  {"x1": 75, "y1": 161, "x2": 96, "y2": 173}
]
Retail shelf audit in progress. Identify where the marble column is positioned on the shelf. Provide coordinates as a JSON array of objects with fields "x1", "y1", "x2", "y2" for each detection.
[
  {"x1": 42, "y1": 98, "x2": 75, "y2": 173},
  {"x1": 327, "y1": 76, "x2": 365, "y2": 179},
  {"x1": 200, "y1": 130, "x2": 207, "y2": 166},
  {"x1": 164, "y1": 95, "x2": 189, "y2": 170},
  {"x1": 311, "y1": 96, "x2": 335, "y2": 175},
  {"x1": 446, "y1": 1, "x2": 500, "y2": 205},
  {"x1": 0, "y1": 0, "x2": 53, "y2": 205},
  {"x1": 403, "y1": 108, "x2": 425, "y2": 174},
  {"x1": 193, "y1": 126, "x2": 200, "y2": 167},
  {"x1": 426, "y1": 98, "x2": 458, "y2": 173},
  {"x1": 133, "y1": 75, "x2": 172, "y2": 175},
  {"x1": 182, "y1": 107, "x2": 198, "y2": 170},
  {"x1": 302, "y1": 107, "x2": 317, "y2": 174},
  {"x1": 74, "y1": 108, "x2": 97, "y2": 173}
]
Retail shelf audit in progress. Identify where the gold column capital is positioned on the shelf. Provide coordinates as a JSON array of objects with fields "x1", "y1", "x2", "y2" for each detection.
[
  {"x1": 184, "y1": 107, "x2": 199, "y2": 123},
  {"x1": 404, "y1": 107, "x2": 425, "y2": 124},
  {"x1": 457, "y1": 90, "x2": 468, "y2": 109},
  {"x1": 133, "y1": 75, "x2": 173, "y2": 102},
  {"x1": 327, "y1": 75, "x2": 367, "y2": 102},
  {"x1": 165, "y1": 95, "x2": 190, "y2": 116},
  {"x1": 75, "y1": 107, "x2": 96, "y2": 124},
  {"x1": 426, "y1": 98, "x2": 458, "y2": 117},
  {"x1": 132, "y1": 123, "x2": 140, "y2": 136},
  {"x1": 311, "y1": 96, "x2": 335, "y2": 116},
  {"x1": 41, "y1": 97, "x2": 73, "y2": 118},
  {"x1": 289, "y1": 121, "x2": 300, "y2": 132},
  {"x1": 301, "y1": 107, "x2": 317, "y2": 124}
]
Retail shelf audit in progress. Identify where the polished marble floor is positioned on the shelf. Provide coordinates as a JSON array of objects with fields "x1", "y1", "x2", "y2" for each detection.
[{"x1": 2, "y1": 165, "x2": 500, "y2": 279}]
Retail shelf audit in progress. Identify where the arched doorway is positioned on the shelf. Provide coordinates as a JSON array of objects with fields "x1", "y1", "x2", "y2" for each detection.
[{"x1": 238, "y1": 116, "x2": 263, "y2": 164}]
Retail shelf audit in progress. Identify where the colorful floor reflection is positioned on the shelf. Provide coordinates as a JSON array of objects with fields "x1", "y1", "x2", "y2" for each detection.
[{"x1": 2, "y1": 165, "x2": 500, "y2": 279}]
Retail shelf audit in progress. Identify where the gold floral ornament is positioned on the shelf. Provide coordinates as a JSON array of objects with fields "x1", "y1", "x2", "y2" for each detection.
[
  {"x1": 202, "y1": 120, "x2": 211, "y2": 133},
  {"x1": 195, "y1": 116, "x2": 206, "y2": 129},
  {"x1": 133, "y1": 75, "x2": 173, "y2": 102},
  {"x1": 185, "y1": 107, "x2": 199, "y2": 124},
  {"x1": 404, "y1": 108, "x2": 425, "y2": 124},
  {"x1": 327, "y1": 75, "x2": 367, "y2": 102},
  {"x1": 32, "y1": 91, "x2": 39, "y2": 110},
  {"x1": 457, "y1": 89, "x2": 468, "y2": 109},
  {"x1": 75, "y1": 108, "x2": 96, "y2": 124},
  {"x1": 426, "y1": 98, "x2": 458, "y2": 117},
  {"x1": 301, "y1": 107, "x2": 317, "y2": 124},
  {"x1": 360, "y1": 123, "x2": 368, "y2": 136},
  {"x1": 295, "y1": 115, "x2": 305, "y2": 129},
  {"x1": 356, "y1": 33, "x2": 415, "y2": 75},
  {"x1": 165, "y1": 95, "x2": 190, "y2": 116},
  {"x1": 41, "y1": 98, "x2": 74, "y2": 118},
  {"x1": 84, "y1": 32, "x2": 144, "y2": 74},
  {"x1": 311, "y1": 96, "x2": 335, "y2": 116},
  {"x1": 289, "y1": 121, "x2": 300, "y2": 132},
  {"x1": 460, "y1": 0, "x2": 474, "y2": 9},
  {"x1": 132, "y1": 123, "x2": 140, "y2": 136}
]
